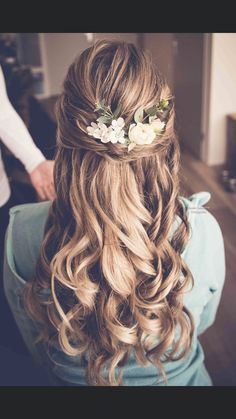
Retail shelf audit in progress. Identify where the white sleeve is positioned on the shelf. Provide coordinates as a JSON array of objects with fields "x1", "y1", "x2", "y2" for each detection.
[{"x1": 0, "y1": 66, "x2": 46, "y2": 174}]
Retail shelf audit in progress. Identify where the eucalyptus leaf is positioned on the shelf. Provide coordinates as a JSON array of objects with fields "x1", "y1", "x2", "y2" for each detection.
[
  {"x1": 95, "y1": 108, "x2": 105, "y2": 116},
  {"x1": 134, "y1": 106, "x2": 144, "y2": 123},
  {"x1": 97, "y1": 115, "x2": 112, "y2": 124},
  {"x1": 146, "y1": 106, "x2": 157, "y2": 117}
]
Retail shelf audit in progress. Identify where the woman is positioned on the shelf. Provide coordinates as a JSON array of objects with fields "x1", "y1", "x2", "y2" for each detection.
[{"x1": 3, "y1": 40, "x2": 225, "y2": 386}]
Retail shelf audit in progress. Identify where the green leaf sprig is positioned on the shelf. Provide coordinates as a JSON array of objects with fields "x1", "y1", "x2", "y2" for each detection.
[
  {"x1": 133, "y1": 99, "x2": 171, "y2": 125},
  {"x1": 94, "y1": 101, "x2": 121, "y2": 124}
]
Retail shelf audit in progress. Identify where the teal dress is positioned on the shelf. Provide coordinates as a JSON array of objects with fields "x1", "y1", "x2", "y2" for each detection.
[{"x1": 3, "y1": 191, "x2": 225, "y2": 386}]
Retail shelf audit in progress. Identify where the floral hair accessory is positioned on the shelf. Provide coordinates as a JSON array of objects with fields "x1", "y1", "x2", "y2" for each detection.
[{"x1": 86, "y1": 98, "x2": 171, "y2": 152}]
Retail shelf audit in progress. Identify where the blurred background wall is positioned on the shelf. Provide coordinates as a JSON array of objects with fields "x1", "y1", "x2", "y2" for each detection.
[
  {"x1": 13, "y1": 32, "x2": 235, "y2": 169},
  {"x1": 40, "y1": 33, "x2": 139, "y2": 96},
  {"x1": 207, "y1": 33, "x2": 236, "y2": 165}
]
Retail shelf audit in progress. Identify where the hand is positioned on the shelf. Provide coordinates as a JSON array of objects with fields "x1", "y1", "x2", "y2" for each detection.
[{"x1": 29, "y1": 160, "x2": 55, "y2": 201}]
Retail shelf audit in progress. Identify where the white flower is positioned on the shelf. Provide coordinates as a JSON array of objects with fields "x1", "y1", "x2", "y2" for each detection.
[
  {"x1": 87, "y1": 122, "x2": 101, "y2": 138},
  {"x1": 128, "y1": 122, "x2": 156, "y2": 145},
  {"x1": 87, "y1": 118, "x2": 126, "y2": 144},
  {"x1": 87, "y1": 122, "x2": 109, "y2": 140},
  {"x1": 148, "y1": 115, "x2": 157, "y2": 123},
  {"x1": 109, "y1": 129, "x2": 126, "y2": 144},
  {"x1": 150, "y1": 118, "x2": 166, "y2": 134},
  {"x1": 86, "y1": 122, "x2": 110, "y2": 142},
  {"x1": 100, "y1": 125, "x2": 114, "y2": 143},
  {"x1": 110, "y1": 118, "x2": 126, "y2": 143},
  {"x1": 111, "y1": 117, "x2": 125, "y2": 130}
]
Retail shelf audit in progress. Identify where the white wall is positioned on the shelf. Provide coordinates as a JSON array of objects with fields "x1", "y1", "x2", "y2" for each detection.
[
  {"x1": 41, "y1": 33, "x2": 138, "y2": 96},
  {"x1": 206, "y1": 33, "x2": 236, "y2": 166}
]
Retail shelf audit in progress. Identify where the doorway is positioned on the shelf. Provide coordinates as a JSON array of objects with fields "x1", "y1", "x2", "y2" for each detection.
[
  {"x1": 142, "y1": 33, "x2": 209, "y2": 161},
  {"x1": 173, "y1": 33, "x2": 205, "y2": 159}
]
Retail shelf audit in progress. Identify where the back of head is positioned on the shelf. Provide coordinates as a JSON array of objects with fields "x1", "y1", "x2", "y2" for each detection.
[{"x1": 25, "y1": 40, "x2": 194, "y2": 386}]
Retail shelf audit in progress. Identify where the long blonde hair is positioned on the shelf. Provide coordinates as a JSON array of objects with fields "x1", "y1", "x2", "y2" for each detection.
[{"x1": 24, "y1": 40, "x2": 194, "y2": 385}]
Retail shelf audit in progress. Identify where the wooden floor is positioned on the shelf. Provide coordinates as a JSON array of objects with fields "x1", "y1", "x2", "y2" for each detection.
[{"x1": 180, "y1": 148, "x2": 236, "y2": 386}]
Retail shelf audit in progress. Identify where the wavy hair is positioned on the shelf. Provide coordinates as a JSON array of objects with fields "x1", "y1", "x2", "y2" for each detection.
[{"x1": 24, "y1": 40, "x2": 194, "y2": 386}]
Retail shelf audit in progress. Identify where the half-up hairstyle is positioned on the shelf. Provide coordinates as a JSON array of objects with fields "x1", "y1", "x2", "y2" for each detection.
[{"x1": 24, "y1": 40, "x2": 194, "y2": 385}]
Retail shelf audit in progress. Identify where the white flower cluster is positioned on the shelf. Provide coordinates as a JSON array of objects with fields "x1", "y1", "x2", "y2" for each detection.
[
  {"x1": 86, "y1": 102, "x2": 167, "y2": 152},
  {"x1": 87, "y1": 117, "x2": 126, "y2": 144}
]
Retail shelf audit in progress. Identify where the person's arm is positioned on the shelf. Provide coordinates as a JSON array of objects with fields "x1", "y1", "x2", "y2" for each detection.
[
  {"x1": 0, "y1": 66, "x2": 46, "y2": 172},
  {"x1": 0, "y1": 66, "x2": 55, "y2": 200}
]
